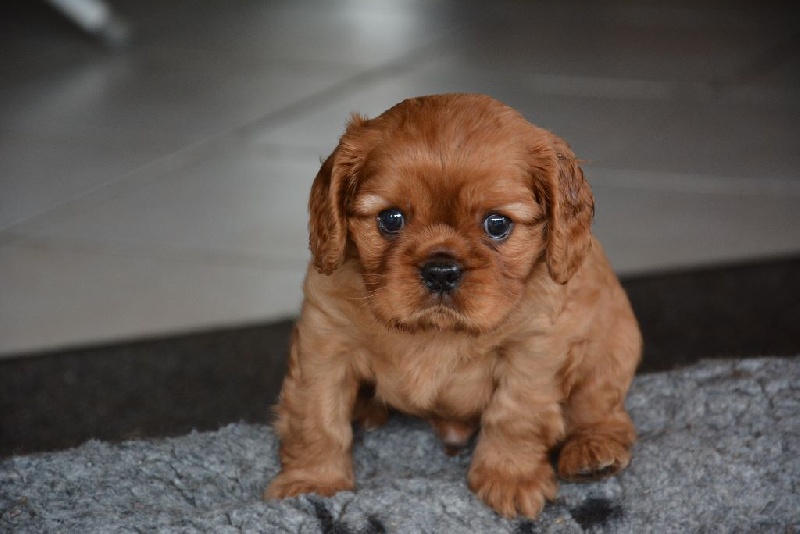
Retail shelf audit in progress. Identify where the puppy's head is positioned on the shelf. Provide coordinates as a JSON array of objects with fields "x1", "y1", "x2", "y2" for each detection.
[{"x1": 309, "y1": 94, "x2": 594, "y2": 333}]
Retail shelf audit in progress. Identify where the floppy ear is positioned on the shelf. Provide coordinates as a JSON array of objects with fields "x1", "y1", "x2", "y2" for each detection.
[
  {"x1": 538, "y1": 135, "x2": 595, "y2": 284},
  {"x1": 308, "y1": 114, "x2": 370, "y2": 274}
]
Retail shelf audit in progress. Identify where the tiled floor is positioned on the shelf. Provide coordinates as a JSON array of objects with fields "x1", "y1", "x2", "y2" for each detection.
[{"x1": 1, "y1": 0, "x2": 799, "y2": 356}]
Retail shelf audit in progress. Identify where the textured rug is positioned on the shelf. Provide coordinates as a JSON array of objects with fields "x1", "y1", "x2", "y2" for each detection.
[{"x1": 1, "y1": 357, "x2": 798, "y2": 533}]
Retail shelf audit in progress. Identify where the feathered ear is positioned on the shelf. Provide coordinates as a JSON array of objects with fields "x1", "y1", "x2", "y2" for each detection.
[
  {"x1": 538, "y1": 135, "x2": 595, "y2": 284},
  {"x1": 308, "y1": 114, "x2": 370, "y2": 274}
]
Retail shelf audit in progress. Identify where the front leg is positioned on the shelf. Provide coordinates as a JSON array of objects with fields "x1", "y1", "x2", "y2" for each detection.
[
  {"x1": 468, "y1": 356, "x2": 566, "y2": 518},
  {"x1": 558, "y1": 311, "x2": 640, "y2": 482},
  {"x1": 265, "y1": 325, "x2": 360, "y2": 499}
]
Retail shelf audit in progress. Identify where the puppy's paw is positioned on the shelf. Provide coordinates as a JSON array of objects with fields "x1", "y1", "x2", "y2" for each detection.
[
  {"x1": 468, "y1": 461, "x2": 557, "y2": 518},
  {"x1": 429, "y1": 418, "x2": 479, "y2": 456},
  {"x1": 557, "y1": 433, "x2": 631, "y2": 482},
  {"x1": 264, "y1": 470, "x2": 354, "y2": 500},
  {"x1": 352, "y1": 399, "x2": 390, "y2": 430}
]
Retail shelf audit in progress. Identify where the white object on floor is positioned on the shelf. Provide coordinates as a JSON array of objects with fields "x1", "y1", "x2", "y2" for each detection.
[{"x1": 45, "y1": 0, "x2": 129, "y2": 46}]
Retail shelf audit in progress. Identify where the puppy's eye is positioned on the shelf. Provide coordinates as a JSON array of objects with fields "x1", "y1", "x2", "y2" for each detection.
[
  {"x1": 483, "y1": 213, "x2": 513, "y2": 240},
  {"x1": 377, "y1": 209, "x2": 405, "y2": 235}
]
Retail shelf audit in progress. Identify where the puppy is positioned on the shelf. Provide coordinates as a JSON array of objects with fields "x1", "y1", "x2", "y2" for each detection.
[{"x1": 265, "y1": 94, "x2": 641, "y2": 519}]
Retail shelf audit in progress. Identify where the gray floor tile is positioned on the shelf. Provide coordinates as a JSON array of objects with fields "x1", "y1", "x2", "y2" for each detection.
[
  {"x1": 253, "y1": 59, "x2": 800, "y2": 184},
  {"x1": 1, "y1": 51, "x2": 359, "y2": 228},
  {"x1": 6, "y1": 60, "x2": 313, "y2": 140},
  {"x1": 726, "y1": 40, "x2": 800, "y2": 109},
  {"x1": 1, "y1": 44, "x2": 362, "y2": 150},
  {"x1": 0, "y1": 133, "x2": 167, "y2": 228},
  {"x1": 604, "y1": 101, "x2": 800, "y2": 181},
  {"x1": 0, "y1": 240, "x2": 305, "y2": 355},
  {"x1": 589, "y1": 169, "x2": 800, "y2": 274},
  {"x1": 250, "y1": 57, "x2": 669, "y2": 163},
  {"x1": 439, "y1": 1, "x2": 797, "y2": 84},
  {"x1": 22, "y1": 143, "x2": 319, "y2": 264},
  {"x1": 115, "y1": 0, "x2": 460, "y2": 67}
]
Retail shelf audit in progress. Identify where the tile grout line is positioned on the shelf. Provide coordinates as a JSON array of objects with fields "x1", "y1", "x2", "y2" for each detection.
[
  {"x1": 0, "y1": 231, "x2": 309, "y2": 271},
  {"x1": 586, "y1": 167, "x2": 800, "y2": 197},
  {"x1": 227, "y1": 41, "x2": 452, "y2": 139},
  {"x1": 0, "y1": 137, "x2": 236, "y2": 242}
]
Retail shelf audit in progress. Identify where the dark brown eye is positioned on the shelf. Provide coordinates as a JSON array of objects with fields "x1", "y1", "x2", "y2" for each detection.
[
  {"x1": 484, "y1": 213, "x2": 513, "y2": 240},
  {"x1": 377, "y1": 209, "x2": 405, "y2": 235}
]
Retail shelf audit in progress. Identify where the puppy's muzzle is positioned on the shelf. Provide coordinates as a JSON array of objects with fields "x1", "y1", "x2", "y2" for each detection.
[{"x1": 420, "y1": 256, "x2": 463, "y2": 294}]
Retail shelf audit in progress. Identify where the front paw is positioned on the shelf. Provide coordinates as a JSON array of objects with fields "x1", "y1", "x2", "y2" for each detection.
[
  {"x1": 264, "y1": 469, "x2": 354, "y2": 500},
  {"x1": 467, "y1": 460, "x2": 557, "y2": 518},
  {"x1": 557, "y1": 433, "x2": 632, "y2": 482}
]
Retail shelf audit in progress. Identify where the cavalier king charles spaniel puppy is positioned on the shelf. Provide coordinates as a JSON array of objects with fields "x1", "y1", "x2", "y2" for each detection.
[{"x1": 265, "y1": 93, "x2": 641, "y2": 519}]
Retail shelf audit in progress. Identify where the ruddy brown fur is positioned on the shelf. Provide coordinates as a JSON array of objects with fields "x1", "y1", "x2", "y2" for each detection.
[{"x1": 265, "y1": 94, "x2": 641, "y2": 518}]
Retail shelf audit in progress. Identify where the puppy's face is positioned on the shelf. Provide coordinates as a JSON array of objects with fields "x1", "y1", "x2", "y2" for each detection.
[
  {"x1": 309, "y1": 94, "x2": 594, "y2": 333},
  {"x1": 348, "y1": 137, "x2": 545, "y2": 333}
]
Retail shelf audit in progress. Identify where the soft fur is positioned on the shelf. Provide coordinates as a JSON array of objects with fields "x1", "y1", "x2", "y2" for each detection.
[{"x1": 265, "y1": 94, "x2": 641, "y2": 518}]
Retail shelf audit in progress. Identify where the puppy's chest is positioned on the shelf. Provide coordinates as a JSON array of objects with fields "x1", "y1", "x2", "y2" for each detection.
[{"x1": 369, "y1": 341, "x2": 496, "y2": 417}]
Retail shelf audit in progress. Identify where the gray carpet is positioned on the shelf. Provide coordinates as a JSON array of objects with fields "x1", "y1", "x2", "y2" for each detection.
[{"x1": 2, "y1": 357, "x2": 798, "y2": 533}]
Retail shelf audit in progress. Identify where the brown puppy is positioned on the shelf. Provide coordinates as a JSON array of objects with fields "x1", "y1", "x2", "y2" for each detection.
[{"x1": 265, "y1": 94, "x2": 641, "y2": 518}]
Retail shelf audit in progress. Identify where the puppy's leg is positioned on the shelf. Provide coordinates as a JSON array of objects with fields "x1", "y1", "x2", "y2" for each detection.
[
  {"x1": 429, "y1": 416, "x2": 479, "y2": 456},
  {"x1": 352, "y1": 384, "x2": 390, "y2": 430},
  {"x1": 468, "y1": 355, "x2": 565, "y2": 519},
  {"x1": 558, "y1": 314, "x2": 640, "y2": 482},
  {"x1": 265, "y1": 326, "x2": 360, "y2": 499}
]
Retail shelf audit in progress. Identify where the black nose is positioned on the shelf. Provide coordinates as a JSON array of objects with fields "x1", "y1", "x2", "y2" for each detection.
[{"x1": 420, "y1": 258, "x2": 463, "y2": 294}]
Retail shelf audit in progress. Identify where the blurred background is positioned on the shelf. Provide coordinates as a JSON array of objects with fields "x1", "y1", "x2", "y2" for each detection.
[{"x1": 1, "y1": 0, "x2": 798, "y2": 452}]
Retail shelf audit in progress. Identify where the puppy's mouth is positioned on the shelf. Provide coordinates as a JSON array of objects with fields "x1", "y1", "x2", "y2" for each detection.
[
  {"x1": 388, "y1": 302, "x2": 480, "y2": 334},
  {"x1": 426, "y1": 291, "x2": 459, "y2": 309}
]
